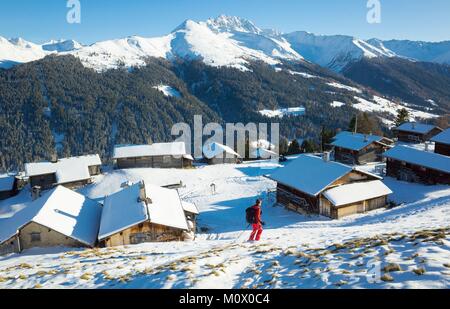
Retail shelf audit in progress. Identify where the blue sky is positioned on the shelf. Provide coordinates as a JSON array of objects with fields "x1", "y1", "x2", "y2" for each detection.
[{"x1": 0, "y1": 0, "x2": 449, "y2": 44}]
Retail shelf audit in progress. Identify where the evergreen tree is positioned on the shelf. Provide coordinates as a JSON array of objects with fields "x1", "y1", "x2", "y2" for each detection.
[
  {"x1": 287, "y1": 139, "x2": 301, "y2": 155},
  {"x1": 320, "y1": 127, "x2": 335, "y2": 152},
  {"x1": 301, "y1": 139, "x2": 317, "y2": 154},
  {"x1": 278, "y1": 137, "x2": 289, "y2": 156},
  {"x1": 395, "y1": 108, "x2": 410, "y2": 127}
]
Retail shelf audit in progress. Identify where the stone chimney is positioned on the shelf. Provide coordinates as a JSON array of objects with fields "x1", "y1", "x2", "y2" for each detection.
[
  {"x1": 50, "y1": 153, "x2": 58, "y2": 163},
  {"x1": 121, "y1": 181, "x2": 133, "y2": 189},
  {"x1": 425, "y1": 142, "x2": 430, "y2": 152},
  {"x1": 31, "y1": 186, "x2": 42, "y2": 201},
  {"x1": 322, "y1": 152, "x2": 331, "y2": 162}
]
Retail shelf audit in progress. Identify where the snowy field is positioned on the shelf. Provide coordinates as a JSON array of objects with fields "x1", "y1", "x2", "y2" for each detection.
[{"x1": 0, "y1": 160, "x2": 449, "y2": 289}]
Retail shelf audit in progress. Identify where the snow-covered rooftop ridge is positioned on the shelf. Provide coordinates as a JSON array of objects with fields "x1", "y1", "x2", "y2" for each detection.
[
  {"x1": 113, "y1": 142, "x2": 187, "y2": 159},
  {"x1": 267, "y1": 154, "x2": 355, "y2": 196},
  {"x1": 331, "y1": 131, "x2": 387, "y2": 151},
  {"x1": 323, "y1": 180, "x2": 392, "y2": 207},
  {"x1": 99, "y1": 181, "x2": 188, "y2": 240},
  {"x1": 0, "y1": 174, "x2": 15, "y2": 192},
  {"x1": 24, "y1": 155, "x2": 101, "y2": 184},
  {"x1": 182, "y1": 201, "x2": 199, "y2": 215},
  {"x1": 383, "y1": 145, "x2": 450, "y2": 174},
  {"x1": 431, "y1": 128, "x2": 450, "y2": 145},
  {"x1": 395, "y1": 122, "x2": 440, "y2": 134},
  {"x1": 0, "y1": 186, "x2": 102, "y2": 246},
  {"x1": 202, "y1": 142, "x2": 241, "y2": 159}
]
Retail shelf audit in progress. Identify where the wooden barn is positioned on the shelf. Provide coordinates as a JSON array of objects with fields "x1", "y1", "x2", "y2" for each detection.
[
  {"x1": 0, "y1": 174, "x2": 18, "y2": 200},
  {"x1": 383, "y1": 145, "x2": 450, "y2": 185},
  {"x1": 267, "y1": 154, "x2": 392, "y2": 219},
  {"x1": 113, "y1": 142, "x2": 193, "y2": 169},
  {"x1": 393, "y1": 122, "x2": 443, "y2": 143},
  {"x1": 203, "y1": 142, "x2": 242, "y2": 165},
  {"x1": 0, "y1": 186, "x2": 102, "y2": 256},
  {"x1": 331, "y1": 131, "x2": 393, "y2": 165},
  {"x1": 25, "y1": 154, "x2": 102, "y2": 190},
  {"x1": 98, "y1": 181, "x2": 190, "y2": 247},
  {"x1": 431, "y1": 128, "x2": 450, "y2": 156}
]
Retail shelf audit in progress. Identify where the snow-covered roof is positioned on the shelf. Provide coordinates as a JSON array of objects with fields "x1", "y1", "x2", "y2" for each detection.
[
  {"x1": 323, "y1": 180, "x2": 392, "y2": 207},
  {"x1": 0, "y1": 186, "x2": 102, "y2": 246},
  {"x1": 145, "y1": 183, "x2": 189, "y2": 230},
  {"x1": 395, "y1": 122, "x2": 439, "y2": 135},
  {"x1": 25, "y1": 155, "x2": 101, "y2": 182},
  {"x1": 98, "y1": 182, "x2": 188, "y2": 240},
  {"x1": 99, "y1": 183, "x2": 148, "y2": 240},
  {"x1": 431, "y1": 128, "x2": 450, "y2": 145},
  {"x1": 203, "y1": 142, "x2": 241, "y2": 159},
  {"x1": 0, "y1": 174, "x2": 15, "y2": 192},
  {"x1": 182, "y1": 201, "x2": 199, "y2": 215},
  {"x1": 267, "y1": 155, "x2": 354, "y2": 196},
  {"x1": 331, "y1": 131, "x2": 385, "y2": 151},
  {"x1": 113, "y1": 142, "x2": 187, "y2": 159},
  {"x1": 55, "y1": 159, "x2": 91, "y2": 185},
  {"x1": 383, "y1": 145, "x2": 450, "y2": 174}
]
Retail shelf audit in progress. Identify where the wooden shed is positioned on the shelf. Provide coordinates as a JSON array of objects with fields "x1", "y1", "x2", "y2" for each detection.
[
  {"x1": 393, "y1": 123, "x2": 443, "y2": 143},
  {"x1": 98, "y1": 181, "x2": 190, "y2": 247},
  {"x1": 25, "y1": 154, "x2": 102, "y2": 190},
  {"x1": 331, "y1": 131, "x2": 393, "y2": 165},
  {"x1": 203, "y1": 142, "x2": 242, "y2": 165},
  {"x1": 0, "y1": 186, "x2": 102, "y2": 256},
  {"x1": 267, "y1": 154, "x2": 392, "y2": 219},
  {"x1": 0, "y1": 174, "x2": 18, "y2": 200},
  {"x1": 383, "y1": 145, "x2": 450, "y2": 185},
  {"x1": 113, "y1": 142, "x2": 192, "y2": 169},
  {"x1": 431, "y1": 128, "x2": 450, "y2": 156}
]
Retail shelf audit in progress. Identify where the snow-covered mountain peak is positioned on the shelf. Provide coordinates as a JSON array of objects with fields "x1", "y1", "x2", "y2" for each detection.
[
  {"x1": 42, "y1": 39, "x2": 83, "y2": 52},
  {"x1": 205, "y1": 15, "x2": 262, "y2": 34}
]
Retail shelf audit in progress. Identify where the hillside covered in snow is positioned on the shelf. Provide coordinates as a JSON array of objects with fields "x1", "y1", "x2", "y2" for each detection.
[{"x1": 0, "y1": 160, "x2": 449, "y2": 288}]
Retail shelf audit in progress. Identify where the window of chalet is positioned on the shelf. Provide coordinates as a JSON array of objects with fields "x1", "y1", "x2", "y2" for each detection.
[
  {"x1": 163, "y1": 156, "x2": 171, "y2": 163},
  {"x1": 30, "y1": 232, "x2": 41, "y2": 242},
  {"x1": 408, "y1": 135, "x2": 421, "y2": 142},
  {"x1": 420, "y1": 167, "x2": 427, "y2": 172},
  {"x1": 401, "y1": 161, "x2": 406, "y2": 166}
]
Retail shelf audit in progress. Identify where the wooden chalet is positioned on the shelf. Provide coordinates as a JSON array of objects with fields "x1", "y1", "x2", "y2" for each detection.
[
  {"x1": 331, "y1": 131, "x2": 393, "y2": 165},
  {"x1": 0, "y1": 174, "x2": 18, "y2": 200},
  {"x1": 383, "y1": 145, "x2": 450, "y2": 185},
  {"x1": 393, "y1": 122, "x2": 443, "y2": 143},
  {"x1": 113, "y1": 142, "x2": 193, "y2": 169},
  {"x1": 431, "y1": 128, "x2": 450, "y2": 156},
  {"x1": 0, "y1": 186, "x2": 102, "y2": 256},
  {"x1": 267, "y1": 154, "x2": 392, "y2": 219},
  {"x1": 25, "y1": 154, "x2": 102, "y2": 190},
  {"x1": 203, "y1": 142, "x2": 242, "y2": 165},
  {"x1": 98, "y1": 181, "x2": 191, "y2": 247}
]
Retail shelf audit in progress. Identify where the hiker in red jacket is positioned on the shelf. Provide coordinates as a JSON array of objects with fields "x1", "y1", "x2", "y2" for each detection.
[{"x1": 248, "y1": 199, "x2": 264, "y2": 242}]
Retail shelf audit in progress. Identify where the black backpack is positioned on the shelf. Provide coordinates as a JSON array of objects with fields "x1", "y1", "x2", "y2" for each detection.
[
  {"x1": 246, "y1": 207, "x2": 262, "y2": 224},
  {"x1": 246, "y1": 207, "x2": 256, "y2": 224}
]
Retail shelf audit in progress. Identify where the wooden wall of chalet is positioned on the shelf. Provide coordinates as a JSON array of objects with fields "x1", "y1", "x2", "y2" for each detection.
[
  {"x1": 435, "y1": 143, "x2": 450, "y2": 156},
  {"x1": 207, "y1": 156, "x2": 239, "y2": 165},
  {"x1": 334, "y1": 143, "x2": 384, "y2": 165},
  {"x1": 103, "y1": 221, "x2": 184, "y2": 247},
  {"x1": 116, "y1": 156, "x2": 184, "y2": 169},
  {"x1": 29, "y1": 173, "x2": 57, "y2": 190},
  {"x1": 88, "y1": 165, "x2": 101, "y2": 176},
  {"x1": 276, "y1": 183, "x2": 320, "y2": 214},
  {"x1": 396, "y1": 127, "x2": 442, "y2": 143},
  {"x1": 18, "y1": 222, "x2": 87, "y2": 251},
  {"x1": 0, "y1": 236, "x2": 20, "y2": 256},
  {"x1": 59, "y1": 179, "x2": 91, "y2": 190},
  {"x1": 386, "y1": 158, "x2": 450, "y2": 185},
  {"x1": 320, "y1": 195, "x2": 387, "y2": 219}
]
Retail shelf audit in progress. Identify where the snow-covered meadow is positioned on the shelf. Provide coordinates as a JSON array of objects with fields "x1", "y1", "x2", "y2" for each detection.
[{"x1": 0, "y1": 160, "x2": 449, "y2": 289}]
